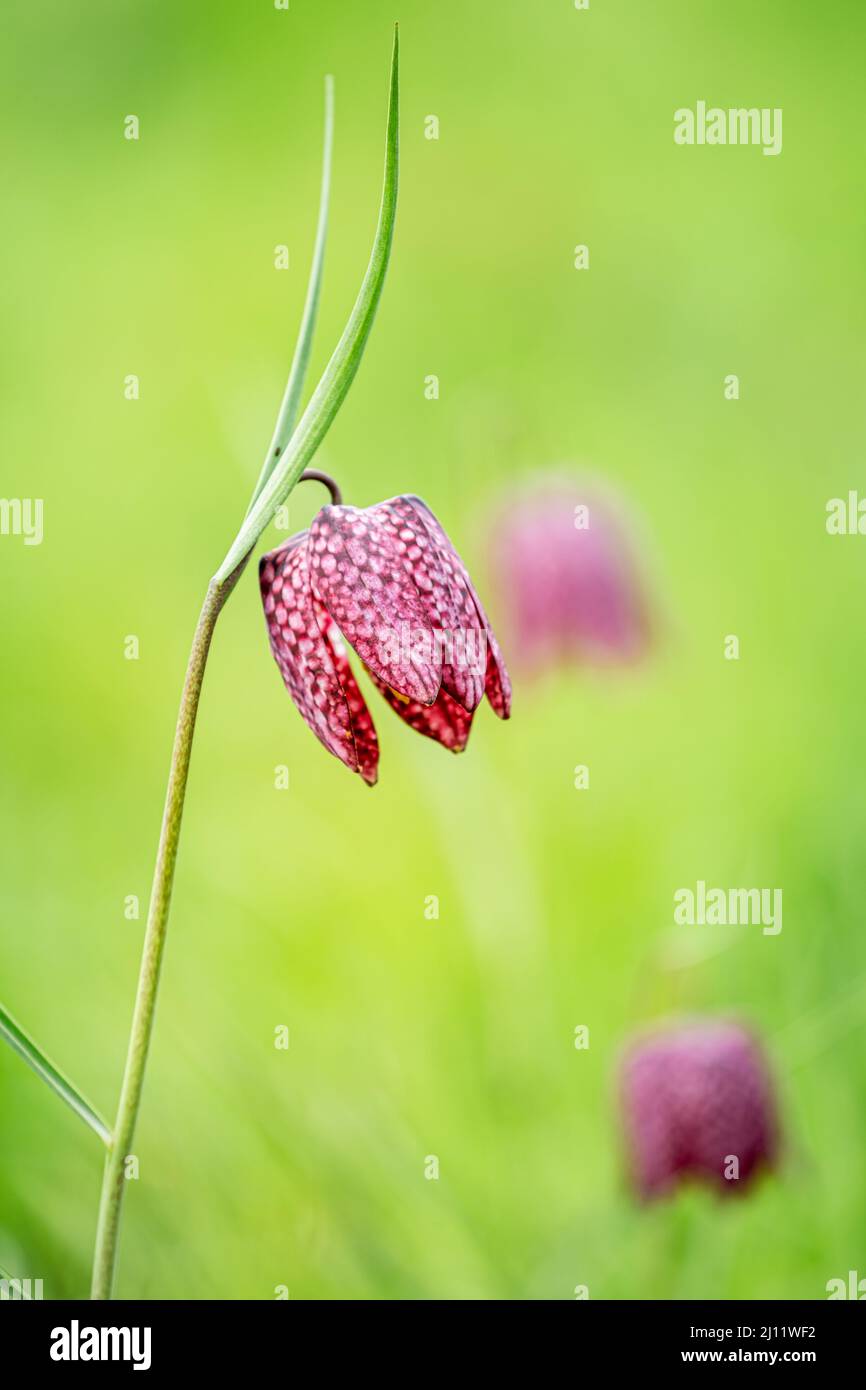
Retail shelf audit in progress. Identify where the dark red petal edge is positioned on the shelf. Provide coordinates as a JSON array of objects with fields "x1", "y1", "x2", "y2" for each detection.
[{"x1": 368, "y1": 671, "x2": 476, "y2": 753}]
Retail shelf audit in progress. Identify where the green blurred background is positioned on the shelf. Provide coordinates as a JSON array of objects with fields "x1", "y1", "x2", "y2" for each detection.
[{"x1": 2, "y1": 0, "x2": 865, "y2": 1300}]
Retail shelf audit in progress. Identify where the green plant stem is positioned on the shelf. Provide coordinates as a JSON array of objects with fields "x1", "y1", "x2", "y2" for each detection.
[
  {"x1": 90, "y1": 571, "x2": 241, "y2": 1300},
  {"x1": 89, "y1": 33, "x2": 398, "y2": 1299}
]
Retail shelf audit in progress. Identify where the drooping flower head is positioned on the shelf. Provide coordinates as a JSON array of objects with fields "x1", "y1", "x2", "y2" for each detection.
[
  {"x1": 488, "y1": 474, "x2": 650, "y2": 672},
  {"x1": 259, "y1": 489, "x2": 511, "y2": 784},
  {"x1": 619, "y1": 1021, "x2": 778, "y2": 1200}
]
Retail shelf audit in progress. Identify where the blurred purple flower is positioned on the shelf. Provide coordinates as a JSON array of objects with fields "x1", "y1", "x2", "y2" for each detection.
[
  {"x1": 488, "y1": 476, "x2": 650, "y2": 671},
  {"x1": 259, "y1": 494, "x2": 511, "y2": 784},
  {"x1": 620, "y1": 1022, "x2": 778, "y2": 1200}
]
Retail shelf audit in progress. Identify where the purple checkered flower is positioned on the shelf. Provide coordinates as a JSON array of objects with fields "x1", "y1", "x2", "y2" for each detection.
[
  {"x1": 260, "y1": 495, "x2": 511, "y2": 784},
  {"x1": 620, "y1": 1022, "x2": 778, "y2": 1200},
  {"x1": 488, "y1": 476, "x2": 650, "y2": 672}
]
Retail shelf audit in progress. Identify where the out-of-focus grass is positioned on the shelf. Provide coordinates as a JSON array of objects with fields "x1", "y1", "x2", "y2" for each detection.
[{"x1": 1, "y1": 0, "x2": 865, "y2": 1298}]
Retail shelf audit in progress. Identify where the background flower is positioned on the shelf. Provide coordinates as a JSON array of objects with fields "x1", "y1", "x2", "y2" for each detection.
[
  {"x1": 487, "y1": 474, "x2": 651, "y2": 673},
  {"x1": 620, "y1": 1021, "x2": 778, "y2": 1201}
]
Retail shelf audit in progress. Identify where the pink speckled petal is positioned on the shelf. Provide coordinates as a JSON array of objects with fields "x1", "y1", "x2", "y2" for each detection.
[
  {"x1": 260, "y1": 534, "x2": 379, "y2": 785},
  {"x1": 368, "y1": 671, "x2": 476, "y2": 752},
  {"x1": 308, "y1": 505, "x2": 442, "y2": 706},
  {"x1": 373, "y1": 496, "x2": 486, "y2": 713},
  {"x1": 316, "y1": 604, "x2": 379, "y2": 785},
  {"x1": 403, "y1": 496, "x2": 512, "y2": 720}
]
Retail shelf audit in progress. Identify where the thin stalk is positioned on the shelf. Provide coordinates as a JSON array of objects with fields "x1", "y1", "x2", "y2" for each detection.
[
  {"x1": 90, "y1": 570, "x2": 241, "y2": 1300},
  {"x1": 89, "y1": 30, "x2": 398, "y2": 1301}
]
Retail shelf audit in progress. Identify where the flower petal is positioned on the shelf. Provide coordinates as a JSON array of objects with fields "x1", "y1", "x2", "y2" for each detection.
[
  {"x1": 403, "y1": 496, "x2": 512, "y2": 719},
  {"x1": 308, "y1": 505, "x2": 441, "y2": 706},
  {"x1": 479, "y1": 624, "x2": 512, "y2": 720},
  {"x1": 372, "y1": 496, "x2": 486, "y2": 713},
  {"x1": 368, "y1": 671, "x2": 475, "y2": 752},
  {"x1": 260, "y1": 534, "x2": 379, "y2": 784}
]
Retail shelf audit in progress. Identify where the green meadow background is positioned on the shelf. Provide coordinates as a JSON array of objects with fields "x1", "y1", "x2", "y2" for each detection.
[{"x1": 2, "y1": 0, "x2": 865, "y2": 1300}]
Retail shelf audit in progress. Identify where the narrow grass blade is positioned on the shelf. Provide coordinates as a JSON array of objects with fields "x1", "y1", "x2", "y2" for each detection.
[
  {"x1": 247, "y1": 74, "x2": 335, "y2": 514},
  {"x1": 0, "y1": 1003, "x2": 111, "y2": 1147},
  {"x1": 215, "y1": 25, "x2": 400, "y2": 584},
  {"x1": 0, "y1": 1265, "x2": 34, "y2": 1298}
]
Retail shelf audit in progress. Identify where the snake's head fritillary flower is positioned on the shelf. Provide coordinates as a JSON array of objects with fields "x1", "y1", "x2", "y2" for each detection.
[
  {"x1": 259, "y1": 492, "x2": 511, "y2": 784},
  {"x1": 489, "y1": 474, "x2": 650, "y2": 672},
  {"x1": 620, "y1": 1022, "x2": 778, "y2": 1201}
]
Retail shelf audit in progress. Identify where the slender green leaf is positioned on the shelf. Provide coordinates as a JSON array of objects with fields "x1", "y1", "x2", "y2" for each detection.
[
  {"x1": 247, "y1": 74, "x2": 335, "y2": 514},
  {"x1": 215, "y1": 25, "x2": 400, "y2": 584},
  {"x1": 0, "y1": 1265, "x2": 34, "y2": 1298},
  {"x1": 0, "y1": 1003, "x2": 111, "y2": 1147}
]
